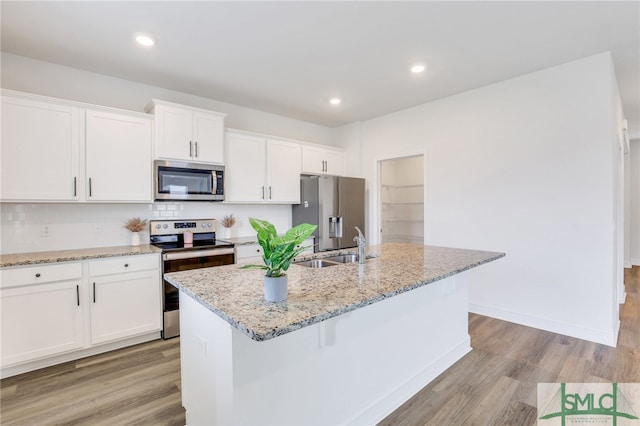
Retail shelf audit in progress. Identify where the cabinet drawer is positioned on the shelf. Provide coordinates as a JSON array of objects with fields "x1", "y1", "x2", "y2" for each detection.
[
  {"x1": 89, "y1": 254, "x2": 159, "y2": 276},
  {"x1": 235, "y1": 244, "x2": 263, "y2": 260},
  {"x1": 0, "y1": 263, "x2": 82, "y2": 288}
]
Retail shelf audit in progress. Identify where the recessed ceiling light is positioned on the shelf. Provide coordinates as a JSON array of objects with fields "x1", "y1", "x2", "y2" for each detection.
[
  {"x1": 135, "y1": 33, "x2": 156, "y2": 47},
  {"x1": 411, "y1": 64, "x2": 425, "y2": 73},
  {"x1": 329, "y1": 98, "x2": 342, "y2": 105}
]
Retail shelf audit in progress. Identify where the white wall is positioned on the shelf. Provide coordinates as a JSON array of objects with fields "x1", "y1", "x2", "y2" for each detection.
[
  {"x1": 0, "y1": 53, "x2": 336, "y2": 254},
  {"x1": 332, "y1": 121, "x2": 363, "y2": 178},
  {"x1": 631, "y1": 139, "x2": 640, "y2": 265},
  {"x1": 361, "y1": 53, "x2": 620, "y2": 345},
  {"x1": 1, "y1": 53, "x2": 333, "y2": 145},
  {"x1": 0, "y1": 202, "x2": 291, "y2": 254}
]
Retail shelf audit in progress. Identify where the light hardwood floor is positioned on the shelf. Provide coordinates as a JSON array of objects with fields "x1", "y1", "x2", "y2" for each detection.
[{"x1": 2, "y1": 266, "x2": 638, "y2": 425}]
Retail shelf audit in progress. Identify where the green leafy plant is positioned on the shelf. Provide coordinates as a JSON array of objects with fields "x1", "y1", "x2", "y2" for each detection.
[{"x1": 240, "y1": 218, "x2": 317, "y2": 278}]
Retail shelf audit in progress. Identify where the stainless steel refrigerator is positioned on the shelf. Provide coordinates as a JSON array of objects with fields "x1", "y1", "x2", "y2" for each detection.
[{"x1": 292, "y1": 175, "x2": 365, "y2": 252}]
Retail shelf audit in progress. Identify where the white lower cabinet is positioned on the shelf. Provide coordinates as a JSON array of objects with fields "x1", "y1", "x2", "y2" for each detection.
[
  {"x1": 235, "y1": 243, "x2": 264, "y2": 263},
  {"x1": 0, "y1": 254, "x2": 162, "y2": 377},
  {"x1": 0, "y1": 263, "x2": 84, "y2": 367},
  {"x1": 89, "y1": 255, "x2": 162, "y2": 345}
]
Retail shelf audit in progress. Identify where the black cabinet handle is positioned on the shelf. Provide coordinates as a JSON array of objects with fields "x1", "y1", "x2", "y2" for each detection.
[
  {"x1": 89, "y1": 178, "x2": 92, "y2": 197},
  {"x1": 124, "y1": 263, "x2": 129, "y2": 268},
  {"x1": 189, "y1": 141, "x2": 193, "y2": 157},
  {"x1": 35, "y1": 273, "x2": 41, "y2": 278},
  {"x1": 195, "y1": 141, "x2": 199, "y2": 158},
  {"x1": 73, "y1": 177, "x2": 77, "y2": 197},
  {"x1": 76, "y1": 285, "x2": 80, "y2": 306},
  {"x1": 93, "y1": 282, "x2": 96, "y2": 303}
]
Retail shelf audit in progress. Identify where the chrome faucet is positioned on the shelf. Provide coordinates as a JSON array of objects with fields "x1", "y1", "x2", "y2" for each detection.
[{"x1": 354, "y1": 226, "x2": 366, "y2": 264}]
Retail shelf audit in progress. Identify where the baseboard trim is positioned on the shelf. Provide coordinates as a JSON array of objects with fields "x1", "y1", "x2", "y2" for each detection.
[
  {"x1": 469, "y1": 303, "x2": 619, "y2": 347},
  {"x1": 347, "y1": 336, "x2": 472, "y2": 425}
]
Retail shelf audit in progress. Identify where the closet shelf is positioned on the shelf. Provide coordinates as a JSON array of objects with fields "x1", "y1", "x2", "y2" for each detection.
[
  {"x1": 381, "y1": 184, "x2": 424, "y2": 189},
  {"x1": 382, "y1": 202, "x2": 424, "y2": 206}
]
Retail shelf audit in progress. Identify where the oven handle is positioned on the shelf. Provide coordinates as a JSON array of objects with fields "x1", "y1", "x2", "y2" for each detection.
[{"x1": 163, "y1": 247, "x2": 235, "y2": 261}]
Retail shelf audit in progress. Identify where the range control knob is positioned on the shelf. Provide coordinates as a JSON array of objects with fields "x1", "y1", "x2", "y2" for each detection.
[
  {"x1": 163, "y1": 224, "x2": 168, "y2": 229},
  {"x1": 207, "y1": 223, "x2": 212, "y2": 227},
  {"x1": 155, "y1": 224, "x2": 161, "y2": 229}
]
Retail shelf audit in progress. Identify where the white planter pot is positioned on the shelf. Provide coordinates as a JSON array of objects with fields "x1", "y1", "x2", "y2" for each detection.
[
  {"x1": 130, "y1": 232, "x2": 141, "y2": 247},
  {"x1": 264, "y1": 275, "x2": 288, "y2": 302}
]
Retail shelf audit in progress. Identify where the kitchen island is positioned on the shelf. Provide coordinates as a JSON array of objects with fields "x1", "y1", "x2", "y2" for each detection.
[{"x1": 165, "y1": 243, "x2": 504, "y2": 425}]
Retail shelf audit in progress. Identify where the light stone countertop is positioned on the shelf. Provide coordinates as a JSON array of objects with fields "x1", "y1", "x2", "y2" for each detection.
[
  {"x1": 219, "y1": 236, "x2": 260, "y2": 246},
  {"x1": 165, "y1": 243, "x2": 505, "y2": 342},
  {"x1": 0, "y1": 245, "x2": 162, "y2": 268}
]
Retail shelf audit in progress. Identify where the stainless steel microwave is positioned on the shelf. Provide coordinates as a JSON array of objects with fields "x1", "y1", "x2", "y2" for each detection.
[{"x1": 154, "y1": 160, "x2": 224, "y2": 201}]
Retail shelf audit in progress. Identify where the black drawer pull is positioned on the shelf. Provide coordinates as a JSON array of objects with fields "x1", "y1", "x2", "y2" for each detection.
[
  {"x1": 35, "y1": 273, "x2": 41, "y2": 278},
  {"x1": 124, "y1": 263, "x2": 129, "y2": 267}
]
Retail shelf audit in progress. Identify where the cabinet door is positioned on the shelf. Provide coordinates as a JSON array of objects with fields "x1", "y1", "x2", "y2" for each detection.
[
  {"x1": 235, "y1": 244, "x2": 264, "y2": 263},
  {"x1": 1, "y1": 280, "x2": 84, "y2": 366},
  {"x1": 193, "y1": 112, "x2": 224, "y2": 164},
  {"x1": 323, "y1": 149, "x2": 346, "y2": 176},
  {"x1": 1, "y1": 96, "x2": 81, "y2": 201},
  {"x1": 154, "y1": 104, "x2": 193, "y2": 161},
  {"x1": 301, "y1": 145, "x2": 345, "y2": 176},
  {"x1": 266, "y1": 139, "x2": 301, "y2": 203},
  {"x1": 86, "y1": 110, "x2": 152, "y2": 201},
  {"x1": 301, "y1": 146, "x2": 326, "y2": 175},
  {"x1": 224, "y1": 132, "x2": 266, "y2": 202},
  {"x1": 90, "y1": 269, "x2": 161, "y2": 345}
]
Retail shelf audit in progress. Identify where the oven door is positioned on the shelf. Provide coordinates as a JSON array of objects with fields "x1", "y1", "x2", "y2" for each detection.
[{"x1": 162, "y1": 247, "x2": 234, "y2": 339}]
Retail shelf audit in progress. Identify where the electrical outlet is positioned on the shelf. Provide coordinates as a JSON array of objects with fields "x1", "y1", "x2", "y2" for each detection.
[{"x1": 41, "y1": 225, "x2": 50, "y2": 237}]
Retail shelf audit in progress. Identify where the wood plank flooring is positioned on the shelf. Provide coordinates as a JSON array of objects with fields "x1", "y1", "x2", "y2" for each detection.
[{"x1": 1, "y1": 266, "x2": 638, "y2": 425}]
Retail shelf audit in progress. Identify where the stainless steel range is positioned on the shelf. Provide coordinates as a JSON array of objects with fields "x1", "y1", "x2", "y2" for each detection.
[{"x1": 150, "y1": 219, "x2": 235, "y2": 339}]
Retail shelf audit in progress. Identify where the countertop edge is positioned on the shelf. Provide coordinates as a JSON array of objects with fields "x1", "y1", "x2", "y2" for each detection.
[
  {"x1": 0, "y1": 245, "x2": 163, "y2": 268},
  {"x1": 168, "y1": 248, "x2": 506, "y2": 342}
]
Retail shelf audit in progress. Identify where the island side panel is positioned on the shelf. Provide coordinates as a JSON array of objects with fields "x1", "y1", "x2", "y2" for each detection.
[
  {"x1": 178, "y1": 273, "x2": 471, "y2": 425},
  {"x1": 179, "y1": 292, "x2": 235, "y2": 425}
]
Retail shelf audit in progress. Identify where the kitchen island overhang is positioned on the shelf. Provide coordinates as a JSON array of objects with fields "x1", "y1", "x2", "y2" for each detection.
[{"x1": 166, "y1": 243, "x2": 504, "y2": 425}]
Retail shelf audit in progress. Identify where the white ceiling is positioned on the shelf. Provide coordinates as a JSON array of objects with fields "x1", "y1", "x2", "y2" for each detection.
[{"x1": 1, "y1": 1, "x2": 639, "y2": 133}]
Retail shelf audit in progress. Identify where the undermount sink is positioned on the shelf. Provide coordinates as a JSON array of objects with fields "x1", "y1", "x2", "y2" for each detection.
[
  {"x1": 323, "y1": 254, "x2": 359, "y2": 264},
  {"x1": 295, "y1": 253, "x2": 361, "y2": 268},
  {"x1": 295, "y1": 259, "x2": 340, "y2": 268}
]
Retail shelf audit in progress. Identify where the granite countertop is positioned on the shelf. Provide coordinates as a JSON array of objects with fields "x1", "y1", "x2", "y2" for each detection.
[
  {"x1": 0, "y1": 245, "x2": 162, "y2": 268},
  {"x1": 222, "y1": 235, "x2": 315, "y2": 246},
  {"x1": 165, "y1": 243, "x2": 505, "y2": 342},
  {"x1": 221, "y1": 236, "x2": 261, "y2": 246}
]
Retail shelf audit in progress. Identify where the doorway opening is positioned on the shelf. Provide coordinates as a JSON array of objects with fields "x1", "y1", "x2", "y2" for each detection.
[{"x1": 379, "y1": 155, "x2": 424, "y2": 244}]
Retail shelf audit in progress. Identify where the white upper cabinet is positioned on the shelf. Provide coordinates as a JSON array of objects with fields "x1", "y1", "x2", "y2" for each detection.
[
  {"x1": 224, "y1": 131, "x2": 301, "y2": 203},
  {"x1": 1, "y1": 90, "x2": 154, "y2": 203},
  {"x1": 148, "y1": 100, "x2": 226, "y2": 164},
  {"x1": 225, "y1": 132, "x2": 266, "y2": 202},
  {"x1": 85, "y1": 110, "x2": 152, "y2": 202},
  {"x1": 301, "y1": 145, "x2": 345, "y2": 176},
  {"x1": 1, "y1": 95, "x2": 81, "y2": 201},
  {"x1": 266, "y1": 138, "x2": 302, "y2": 203}
]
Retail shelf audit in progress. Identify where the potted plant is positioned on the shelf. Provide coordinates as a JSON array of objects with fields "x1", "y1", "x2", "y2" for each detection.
[
  {"x1": 241, "y1": 217, "x2": 316, "y2": 302},
  {"x1": 124, "y1": 217, "x2": 148, "y2": 246},
  {"x1": 219, "y1": 214, "x2": 236, "y2": 239}
]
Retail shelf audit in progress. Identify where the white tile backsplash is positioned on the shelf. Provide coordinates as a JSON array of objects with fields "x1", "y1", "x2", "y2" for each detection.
[{"x1": 1, "y1": 202, "x2": 292, "y2": 254}]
